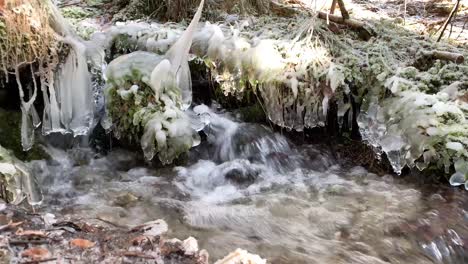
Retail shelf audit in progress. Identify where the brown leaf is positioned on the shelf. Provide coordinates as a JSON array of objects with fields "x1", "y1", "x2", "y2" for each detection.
[
  {"x1": 459, "y1": 93, "x2": 468, "y2": 103},
  {"x1": 21, "y1": 247, "x2": 50, "y2": 259},
  {"x1": 16, "y1": 229, "x2": 47, "y2": 237},
  {"x1": 70, "y1": 238, "x2": 95, "y2": 249}
]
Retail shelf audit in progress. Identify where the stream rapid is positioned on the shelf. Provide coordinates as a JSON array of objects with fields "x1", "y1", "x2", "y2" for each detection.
[{"x1": 29, "y1": 106, "x2": 468, "y2": 264}]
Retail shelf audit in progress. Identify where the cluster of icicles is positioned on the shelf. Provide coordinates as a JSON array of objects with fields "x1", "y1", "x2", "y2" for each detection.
[
  {"x1": 15, "y1": 1, "x2": 467, "y2": 186},
  {"x1": 358, "y1": 77, "x2": 468, "y2": 189},
  {"x1": 89, "y1": 15, "x2": 343, "y2": 131},
  {"x1": 17, "y1": 2, "x2": 95, "y2": 151},
  {"x1": 95, "y1": 14, "x2": 467, "y2": 182},
  {"x1": 18, "y1": 0, "x2": 205, "y2": 165}
]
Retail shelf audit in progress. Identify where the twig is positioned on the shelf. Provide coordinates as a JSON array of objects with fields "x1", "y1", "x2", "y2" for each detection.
[
  {"x1": 403, "y1": 0, "x2": 407, "y2": 25},
  {"x1": 9, "y1": 239, "x2": 49, "y2": 245},
  {"x1": 437, "y1": 0, "x2": 461, "y2": 42},
  {"x1": 94, "y1": 217, "x2": 128, "y2": 229},
  {"x1": 448, "y1": 6, "x2": 459, "y2": 39},
  {"x1": 20, "y1": 258, "x2": 57, "y2": 264},
  {"x1": 455, "y1": 19, "x2": 467, "y2": 40},
  {"x1": 119, "y1": 251, "x2": 155, "y2": 259},
  {"x1": 0, "y1": 221, "x2": 23, "y2": 231}
]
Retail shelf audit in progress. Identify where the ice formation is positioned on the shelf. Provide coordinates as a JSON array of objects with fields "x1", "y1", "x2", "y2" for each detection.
[
  {"x1": 46, "y1": 3, "x2": 96, "y2": 136},
  {"x1": 104, "y1": 0, "x2": 205, "y2": 163},
  {"x1": 0, "y1": 146, "x2": 43, "y2": 205},
  {"x1": 6, "y1": 0, "x2": 466, "y2": 181},
  {"x1": 97, "y1": 15, "x2": 467, "y2": 181},
  {"x1": 7, "y1": 1, "x2": 98, "y2": 151}
]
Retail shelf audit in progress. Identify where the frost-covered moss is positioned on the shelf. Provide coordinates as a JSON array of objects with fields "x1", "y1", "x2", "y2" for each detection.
[{"x1": 60, "y1": 6, "x2": 100, "y2": 40}]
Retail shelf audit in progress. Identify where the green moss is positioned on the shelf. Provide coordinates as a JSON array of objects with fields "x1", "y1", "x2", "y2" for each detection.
[
  {"x1": 0, "y1": 109, "x2": 49, "y2": 161},
  {"x1": 238, "y1": 104, "x2": 266, "y2": 123},
  {"x1": 62, "y1": 6, "x2": 95, "y2": 19}
]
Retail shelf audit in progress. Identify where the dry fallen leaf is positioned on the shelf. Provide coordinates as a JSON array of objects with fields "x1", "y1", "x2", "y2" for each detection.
[
  {"x1": 70, "y1": 238, "x2": 96, "y2": 249},
  {"x1": 21, "y1": 247, "x2": 50, "y2": 259}
]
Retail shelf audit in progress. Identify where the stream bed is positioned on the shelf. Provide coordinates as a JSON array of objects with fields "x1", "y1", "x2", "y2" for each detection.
[{"x1": 29, "y1": 108, "x2": 468, "y2": 264}]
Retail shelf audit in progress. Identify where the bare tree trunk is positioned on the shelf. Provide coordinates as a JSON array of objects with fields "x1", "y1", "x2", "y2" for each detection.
[
  {"x1": 330, "y1": 0, "x2": 338, "y2": 14},
  {"x1": 437, "y1": 0, "x2": 460, "y2": 42},
  {"x1": 336, "y1": 0, "x2": 349, "y2": 19}
]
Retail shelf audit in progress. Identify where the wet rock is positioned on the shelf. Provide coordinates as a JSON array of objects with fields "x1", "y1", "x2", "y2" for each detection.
[
  {"x1": 71, "y1": 171, "x2": 103, "y2": 189},
  {"x1": 106, "y1": 149, "x2": 138, "y2": 170},
  {"x1": 182, "y1": 237, "x2": 199, "y2": 256},
  {"x1": 224, "y1": 167, "x2": 259, "y2": 186},
  {"x1": 113, "y1": 192, "x2": 139, "y2": 207},
  {"x1": 160, "y1": 238, "x2": 184, "y2": 255},
  {"x1": 132, "y1": 219, "x2": 168, "y2": 237},
  {"x1": 214, "y1": 248, "x2": 266, "y2": 264},
  {"x1": 197, "y1": 249, "x2": 209, "y2": 264},
  {"x1": 264, "y1": 152, "x2": 298, "y2": 172}
]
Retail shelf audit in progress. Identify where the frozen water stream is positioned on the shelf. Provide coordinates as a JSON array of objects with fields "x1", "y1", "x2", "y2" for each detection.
[{"x1": 29, "y1": 108, "x2": 467, "y2": 263}]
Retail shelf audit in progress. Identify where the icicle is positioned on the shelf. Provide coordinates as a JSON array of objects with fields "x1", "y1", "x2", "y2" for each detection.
[
  {"x1": 15, "y1": 64, "x2": 38, "y2": 151},
  {"x1": 54, "y1": 37, "x2": 93, "y2": 135},
  {"x1": 150, "y1": 59, "x2": 172, "y2": 101},
  {"x1": 29, "y1": 65, "x2": 41, "y2": 129},
  {"x1": 157, "y1": 0, "x2": 205, "y2": 109}
]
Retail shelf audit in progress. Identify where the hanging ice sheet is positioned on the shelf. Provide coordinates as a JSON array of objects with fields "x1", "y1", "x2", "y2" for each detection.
[{"x1": 39, "y1": 2, "x2": 96, "y2": 138}]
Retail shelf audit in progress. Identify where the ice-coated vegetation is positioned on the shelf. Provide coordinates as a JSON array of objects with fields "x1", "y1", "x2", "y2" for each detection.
[
  {"x1": 0, "y1": 145, "x2": 42, "y2": 205},
  {"x1": 103, "y1": 0, "x2": 205, "y2": 164},
  {"x1": 1, "y1": 0, "x2": 467, "y2": 185},
  {"x1": 105, "y1": 51, "x2": 200, "y2": 164},
  {"x1": 1, "y1": 0, "x2": 98, "y2": 151},
  {"x1": 93, "y1": 12, "x2": 467, "y2": 181}
]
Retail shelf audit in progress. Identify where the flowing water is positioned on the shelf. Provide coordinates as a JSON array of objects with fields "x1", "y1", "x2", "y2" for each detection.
[{"x1": 29, "y1": 107, "x2": 468, "y2": 264}]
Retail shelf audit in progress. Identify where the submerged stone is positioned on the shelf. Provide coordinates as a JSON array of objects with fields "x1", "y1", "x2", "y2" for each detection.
[{"x1": 449, "y1": 172, "x2": 465, "y2": 187}]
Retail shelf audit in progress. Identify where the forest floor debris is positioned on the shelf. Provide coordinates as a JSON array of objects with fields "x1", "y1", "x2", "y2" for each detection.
[{"x1": 0, "y1": 202, "x2": 264, "y2": 263}]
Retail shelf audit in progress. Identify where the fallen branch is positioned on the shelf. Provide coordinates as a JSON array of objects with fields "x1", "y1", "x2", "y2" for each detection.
[
  {"x1": 422, "y1": 50, "x2": 464, "y2": 64},
  {"x1": 318, "y1": 11, "x2": 365, "y2": 29},
  {"x1": 317, "y1": 11, "x2": 375, "y2": 40}
]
